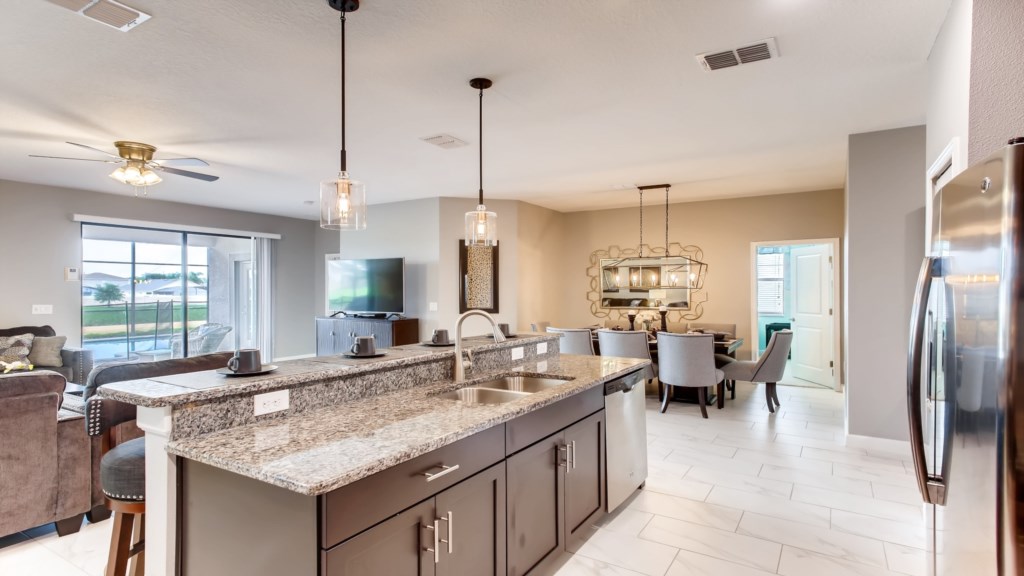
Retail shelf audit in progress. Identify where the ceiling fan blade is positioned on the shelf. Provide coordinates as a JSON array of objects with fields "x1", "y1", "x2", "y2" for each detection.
[
  {"x1": 151, "y1": 157, "x2": 210, "y2": 167},
  {"x1": 28, "y1": 154, "x2": 120, "y2": 163},
  {"x1": 154, "y1": 165, "x2": 220, "y2": 182},
  {"x1": 66, "y1": 141, "x2": 122, "y2": 159}
]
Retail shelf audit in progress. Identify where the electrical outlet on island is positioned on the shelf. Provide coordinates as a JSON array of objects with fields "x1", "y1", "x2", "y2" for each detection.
[{"x1": 254, "y1": 389, "x2": 289, "y2": 416}]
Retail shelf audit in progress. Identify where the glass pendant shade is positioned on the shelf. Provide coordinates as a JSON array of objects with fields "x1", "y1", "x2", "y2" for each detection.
[
  {"x1": 465, "y1": 204, "x2": 497, "y2": 246},
  {"x1": 320, "y1": 171, "x2": 366, "y2": 230}
]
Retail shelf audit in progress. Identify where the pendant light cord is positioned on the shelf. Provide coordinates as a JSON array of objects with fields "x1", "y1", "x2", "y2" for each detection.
[
  {"x1": 339, "y1": 13, "x2": 347, "y2": 172},
  {"x1": 639, "y1": 188, "x2": 644, "y2": 257},
  {"x1": 478, "y1": 86, "x2": 484, "y2": 206},
  {"x1": 664, "y1": 185, "x2": 669, "y2": 253}
]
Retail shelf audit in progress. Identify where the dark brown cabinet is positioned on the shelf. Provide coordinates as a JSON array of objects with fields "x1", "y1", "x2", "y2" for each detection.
[
  {"x1": 324, "y1": 463, "x2": 506, "y2": 576},
  {"x1": 316, "y1": 316, "x2": 420, "y2": 355},
  {"x1": 506, "y1": 410, "x2": 606, "y2": 576}
]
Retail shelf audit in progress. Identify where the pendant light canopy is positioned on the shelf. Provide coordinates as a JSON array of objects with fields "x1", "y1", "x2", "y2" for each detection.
[
  {"x1": 320, "y1": 0, "x2": 366, "y2": 231},
  {"x1": 465, "y1": 77, "x2": 498, "y2": 246}
]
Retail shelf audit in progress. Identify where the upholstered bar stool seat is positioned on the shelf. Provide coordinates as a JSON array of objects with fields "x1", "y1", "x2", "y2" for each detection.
[{"x1": 100, "y1": 438, "x2": 146, "y2": 502}]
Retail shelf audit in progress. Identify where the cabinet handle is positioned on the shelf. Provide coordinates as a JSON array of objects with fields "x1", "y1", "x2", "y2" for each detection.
[
  {"x1": 571, "y1": 440, "x2": 577, "y2": 470},
  {"x1": 423, "y1": 519, "x2": 439, "y2": 564},
  {"x1": 422, "y1": 464, "x2": 460, "y2": 482},
  {"x1": 558, "y1": 444, "x2": 569, "y2": 472},
  {"x1": 439, "y1": 510, "x2": 453, "y2": 554}
]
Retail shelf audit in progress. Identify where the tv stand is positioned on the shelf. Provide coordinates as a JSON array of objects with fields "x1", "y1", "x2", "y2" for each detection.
[{"x1": 316, "y1": 317, "x2": 419, "y2": 355}]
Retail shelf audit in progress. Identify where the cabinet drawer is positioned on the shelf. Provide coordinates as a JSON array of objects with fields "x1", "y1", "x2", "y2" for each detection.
[
  {"x1": 505, "y1": 386, "x2": 603, "y2": 455},
  {"x1": 321, "y1": 424, "x2": 505, "y2": 548}
]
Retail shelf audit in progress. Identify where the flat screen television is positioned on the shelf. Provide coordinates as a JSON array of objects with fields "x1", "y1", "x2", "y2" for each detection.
[{"x1": 325, "y1": 256, "x2": 405, "y2": 316}]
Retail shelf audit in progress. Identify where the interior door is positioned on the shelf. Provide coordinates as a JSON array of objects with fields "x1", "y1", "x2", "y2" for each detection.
[{"x1": 790, "y1": 244, "x2": 834, "y2": 387}]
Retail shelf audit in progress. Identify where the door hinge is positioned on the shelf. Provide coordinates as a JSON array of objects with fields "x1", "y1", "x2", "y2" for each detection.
[
  {"x1": 829, "y1": 308, "x2": 833, "y2": 315},
  {"x1": 828, "y1": 255, "x2": 833, "y2": 265},
  {"x1": 829, "y1": 360, "x2": 834, "y2": 368}
]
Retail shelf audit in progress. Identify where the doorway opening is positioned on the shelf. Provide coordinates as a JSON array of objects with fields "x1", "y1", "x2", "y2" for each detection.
[{"x1": 749, "y1": 239, "x2": 841, "y2": 391}]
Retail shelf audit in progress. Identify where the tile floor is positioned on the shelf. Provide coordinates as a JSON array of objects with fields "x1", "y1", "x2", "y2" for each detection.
[{"x1": 0, "y1": 383, "x2": 926, "y2": 576}]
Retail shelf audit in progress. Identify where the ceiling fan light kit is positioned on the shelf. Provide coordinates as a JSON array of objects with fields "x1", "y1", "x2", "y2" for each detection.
[
  {"x1": 465, "y1": 77, "x2": 497, "y2": 246},
  {"x1": 320, "y1": 0, "x2": 367, "y2": 231}
]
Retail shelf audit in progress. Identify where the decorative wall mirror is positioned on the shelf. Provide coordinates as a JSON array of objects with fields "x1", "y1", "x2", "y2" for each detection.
[{"x1": 459, "y1": 242, "x2": 499, "y2": 313}]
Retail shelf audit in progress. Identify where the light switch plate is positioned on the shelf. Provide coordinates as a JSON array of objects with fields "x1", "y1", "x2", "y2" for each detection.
[
  {"x1": 537, "y1": 342, "x2": 548, "y2": 355},
  {"x1": 65, "y1": 267, "x2": 80, "y2": 281},
  {"x1": 429, "y1": 302, "x2": 438, "y2": 312},
  {"x1": 254, "y1": 389, "x2": 289, "y2": 416},
  {"x1": 511, "y1": 347, "x2": 524, "y2": 360},
  {"x1": 32, "y1": 304, "x2": 53, "y2": 315}
]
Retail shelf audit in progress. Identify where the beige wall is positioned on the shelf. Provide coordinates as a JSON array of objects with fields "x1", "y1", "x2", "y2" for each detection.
[
  {"x1": 515, "y1": 202, "x2": 567, "y2": 333},
  {"x1": 845, "y1": 125, "x2": 926, "y2": 441},
  {"x1": 0, "y1": 179, "x2": 317, "y2": 358},
  {"x1": 558, "y1": 190, "x2": 845, "y2": 360},
  {"x1": 969, "y1": 0, "x2": 1024, "y2": 163}
]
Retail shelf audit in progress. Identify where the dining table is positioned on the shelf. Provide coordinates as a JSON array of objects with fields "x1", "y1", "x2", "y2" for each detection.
[{"x1": 591, "y1": 331, "x2": 745, "y2": 409}]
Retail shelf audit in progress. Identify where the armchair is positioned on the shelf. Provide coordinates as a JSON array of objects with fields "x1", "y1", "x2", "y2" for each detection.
[{"x1": 171, "y1": 323, "x2": 233, "y2": 358}]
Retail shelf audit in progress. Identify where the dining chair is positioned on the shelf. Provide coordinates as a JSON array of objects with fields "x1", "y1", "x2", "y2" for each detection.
[
  {"x1": 530, "y1": 321, "x2": 551, "y2": 333},
  {"x1": 596, "y1": 329, "x2": 656, "y2": 382},
  {"x1": 721, "y1": 329, "x2": 793, "y2": 413},
  {"x1": 656, "y1": 333, "x2": 724, "y2": 418},
  {"x1": 546, "y1": 327, "x2": 594, "y2": 355}
]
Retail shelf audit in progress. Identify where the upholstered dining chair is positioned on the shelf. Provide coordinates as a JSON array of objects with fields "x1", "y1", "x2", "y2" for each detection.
[
  {"x1": 656, "y1": 333, "x2": 724, "y2": 418},
  {"x1": 530, "y1": 321, "x2": 551, "y2": 333},
  {"x1": 546, "y1": 327, "x2": 594, "y2": 355},
  {"x1": 721, "y1": 329, "x2": 793, "y2": 413},
  {"x1": 596, "y1": 329, "x2": 656, "y2": 382}
]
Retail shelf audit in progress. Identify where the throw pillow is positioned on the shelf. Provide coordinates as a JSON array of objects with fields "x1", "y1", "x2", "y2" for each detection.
[
  {"x1": 0, "y1": 333, "x2": 35, "y2": 364},
  {"x1": 28, "y1": 335, "x2": 66, "y2": 367}
]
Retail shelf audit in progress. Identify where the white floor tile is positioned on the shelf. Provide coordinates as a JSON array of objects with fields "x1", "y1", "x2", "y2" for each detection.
[
  {"x1": 628, "y1": 490, "x2": 742, "y2": 531},
  {"x1": 665, "y1": 549, "x2": 777, "y2": 576},
  {"x1": 883, "y1": 542, "x2": 927, "y2": 576},
  {"x1": 643, "y1": 474, "x2": 715, "y2": 502},
  {"x1": 548, "y1": 551, "x2": 652, "y2": 576},
  {"x1": 29, "y1": 519, "x2": 112, "y2": 576},
  {"x1": 0, "y1": 538, "x2": 89, "y2": 576},
  {"x1": 871, "y1": 482, "x2": 923, "y2": 506},
  {"x1": 664, "y1": 446, "x2": 764, "y2": 477},
  {"x1": 778, "y1": 545, "x2": 908, "y2": 576},
  {"x1": 733, "y1": 448, "x2": 834, "y2": 474},
  {"x1": 833, "y1": 463, "x2": 918, "y2": 488},
  {"x1": 685, "y1": 466, "x2": 793, "y2": 498},
  {"x1": 569, "y1": 527, "x2": 679, "y2": 576},
  {"x1": 738, "y1": 512, "x2": 887, "y2": 567},
  {"x1": 792, "y1": 485, "x2": 922, "y2": 524},
  {"x1": 758, "y1": 464, "x2": 873, "y2": 496},
  {"x1": 595, "y1": 508, "x2": 654, "y2": 537},
  {"x1": 830, "y1": 510, "x2": 930, "y2": 550},
  {"x1": 640, "y1": 515, "x2": 782, "y2": 573},
  {"x1": 711, "y1": 434, "x2": 803, "y2": 456},
  {"x1": 706, "y1": 486, "x2": 831, "y2": 528},
  {"x1": 801, "y1": 447, "x2": 908, "y2": 473}
]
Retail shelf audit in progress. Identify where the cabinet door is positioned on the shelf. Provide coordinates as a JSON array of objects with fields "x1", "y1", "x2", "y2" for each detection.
[
  {"x1": 435, "y1": 463, "x2": 506, "y2": 576},
  {"x1": 563, "y1": 411, "x2": 605, "y2": 541},
  {"x1": 323, "y1": 499, "x2": 435, "y2": 576},
  {"x1": 506, "y1": 433, "x2": 564, "y2": 576},
  {"x1": 316, "y1": 318, "x2": 339, "y2": 355}
]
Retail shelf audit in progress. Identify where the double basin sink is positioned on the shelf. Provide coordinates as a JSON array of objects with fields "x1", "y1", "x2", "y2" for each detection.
[{"x1": 437, "y1": 375, "x2": 571, "y2": 406}]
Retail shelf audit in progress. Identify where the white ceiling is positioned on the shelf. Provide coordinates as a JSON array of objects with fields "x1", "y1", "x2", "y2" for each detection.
[{"x1": 1, "y1": 0, "x2": 950, "y2": 219}]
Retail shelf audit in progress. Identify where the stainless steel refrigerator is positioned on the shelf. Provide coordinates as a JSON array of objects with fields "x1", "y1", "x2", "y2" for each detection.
[{"x1": 908, "y1": 139, "x2": 1024, "y2": 575}]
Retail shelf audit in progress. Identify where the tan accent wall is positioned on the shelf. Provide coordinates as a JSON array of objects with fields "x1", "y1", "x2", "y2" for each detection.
[
  {"x1": 557, "y1": 189, "x2": 845, "y2": 360},
  {"x1": 515, "y1": 202, "x2": 567, "y2": 333}
]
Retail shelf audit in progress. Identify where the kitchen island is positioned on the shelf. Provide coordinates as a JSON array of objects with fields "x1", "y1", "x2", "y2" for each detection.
[{"x1": 96, "y1": 333, "x2": 648, "y2": 576}]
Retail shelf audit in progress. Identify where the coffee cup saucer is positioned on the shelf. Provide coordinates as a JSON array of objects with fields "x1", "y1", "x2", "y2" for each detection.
[
  {"x1": 341, "y1": 351, "x2": 387, "y2": 359},
  {"x1": 422, "y1": 341, "x2": 455, "y2": 347},
  {"x1": 216, "y1": 364, "x2": 278, "y2": 377}
]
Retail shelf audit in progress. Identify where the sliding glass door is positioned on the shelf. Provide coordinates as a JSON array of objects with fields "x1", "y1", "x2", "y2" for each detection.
[{"x1": 81, "y1": 224, "x2": 255, "y2": 362}]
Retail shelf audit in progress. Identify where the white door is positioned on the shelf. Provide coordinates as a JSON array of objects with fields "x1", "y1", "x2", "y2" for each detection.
[{"x1": 790, "y1": 244, "x2": 834, "y2": 388}]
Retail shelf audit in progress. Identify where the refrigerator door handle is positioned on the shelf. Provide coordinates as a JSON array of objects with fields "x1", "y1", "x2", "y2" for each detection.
[{"x1": 908, "y1": 256, "x2": 941, "y2": 504}]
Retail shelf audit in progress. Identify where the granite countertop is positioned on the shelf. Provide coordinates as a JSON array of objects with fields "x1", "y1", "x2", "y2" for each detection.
[
  {"x1": 95, "y1": 333, "x2": 553, "y2": 408},
  {"x1": 165, "y1": 354, "x2": 648, "y2": 496}
]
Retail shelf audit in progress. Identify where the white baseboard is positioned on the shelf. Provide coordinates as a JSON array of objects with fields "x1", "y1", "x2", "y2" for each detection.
[
  {"x1": 273, "y1": 353, "x2": 316, "y2": 362},
  {"x1": 845, "y1": 434, "x2": 911, "y2": 455}
]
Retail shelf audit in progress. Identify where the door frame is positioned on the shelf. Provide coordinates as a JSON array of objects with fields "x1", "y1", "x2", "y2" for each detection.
[{"x1": 749, "y1": 238, "x2": 842, "y2": 391}]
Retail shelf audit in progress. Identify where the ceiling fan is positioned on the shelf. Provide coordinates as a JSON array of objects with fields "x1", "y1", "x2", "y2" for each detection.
[{"x1": 29, "y1": 141, "x2": 219, "y2": 191}]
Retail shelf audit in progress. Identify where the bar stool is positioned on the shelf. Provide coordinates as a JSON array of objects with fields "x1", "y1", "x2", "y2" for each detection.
[{"x1": 86, "y1": 397, "x2": 145, "y2": 576}]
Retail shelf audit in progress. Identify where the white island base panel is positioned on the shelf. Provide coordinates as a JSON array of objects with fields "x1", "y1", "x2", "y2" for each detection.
[{"x1": 137, "y1": 405, "x2": 174, "y2": 576}]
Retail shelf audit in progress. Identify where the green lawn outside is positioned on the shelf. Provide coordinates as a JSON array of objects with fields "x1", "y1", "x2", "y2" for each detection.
[{"x1": 83, "y1": 303, "x2": 208, "y2": 327}]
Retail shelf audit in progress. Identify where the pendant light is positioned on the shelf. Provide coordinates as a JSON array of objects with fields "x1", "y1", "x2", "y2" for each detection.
[
  {"x1": 320, "y1": 0, "x2": 366, "y2": 231},
  {"x1": 465, "y1": 78, "x2": 498, "y2": 246}
]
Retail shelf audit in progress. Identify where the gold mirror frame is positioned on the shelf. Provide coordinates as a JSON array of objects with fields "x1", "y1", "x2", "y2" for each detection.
[{"x1": 587, "y1": 243, "x2": 707, "y2": 321}]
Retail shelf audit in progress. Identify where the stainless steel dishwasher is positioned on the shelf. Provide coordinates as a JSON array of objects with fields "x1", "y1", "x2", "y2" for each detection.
[{"x1": 604, "y1": 368, "x2": 648, "y2": 511}]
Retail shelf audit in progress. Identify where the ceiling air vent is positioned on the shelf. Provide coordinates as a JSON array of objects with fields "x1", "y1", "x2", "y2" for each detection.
[
  {"x1": 44, "y1": 0, "x2": 151, "y2": 32},
  {"x1": 696, "y1": 37, "x2": 779, "y2": 72},
  {"x1": 420, "y1": 134, "x2": 469, "y2": 150}
]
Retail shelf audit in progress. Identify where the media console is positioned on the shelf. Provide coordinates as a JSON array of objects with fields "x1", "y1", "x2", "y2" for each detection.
[{"x1": 315, "y1": 317, "x2": 420, "y2": 355}]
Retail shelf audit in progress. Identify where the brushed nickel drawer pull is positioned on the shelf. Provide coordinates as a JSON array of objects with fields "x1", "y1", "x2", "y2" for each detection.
[
  {"x1": 439, "y1": 510, "x2": 453, "y2": 554},
  {"x1": 571, "y1": 440, "x2": 577, "y2": 469},
  {"x1": 423, "y1": 464, "x2": 460, "y2": 482},
  {"x1": 423, "y1": 519, "x2": 439, "y2": 564}
]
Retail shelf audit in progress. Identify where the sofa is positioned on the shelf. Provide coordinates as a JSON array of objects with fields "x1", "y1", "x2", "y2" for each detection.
[
  {"x1": 0, "y1": 370, "x2": 91, "y2": 538},
  {"x1": 81, "y1": 352, "x2": 235, "y2": 520},
  {"x1": 0, "y1": 325, "x2": 93, "y2": 385}
]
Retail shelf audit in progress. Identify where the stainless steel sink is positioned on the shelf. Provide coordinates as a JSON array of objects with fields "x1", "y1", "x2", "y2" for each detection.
[
  {"x1": 473, "y1": 376, "x2": 571, "y2": 393},
  {"x1": 437, "y1": 387, "x2": 531, "y2": 405}
]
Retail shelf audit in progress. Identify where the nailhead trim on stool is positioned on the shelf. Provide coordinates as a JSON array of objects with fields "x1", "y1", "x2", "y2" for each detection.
[{"x1": 100, "y1": 437, "x2": 146, "y2": 502}]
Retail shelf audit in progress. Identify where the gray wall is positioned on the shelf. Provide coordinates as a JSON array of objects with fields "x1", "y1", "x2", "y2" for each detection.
[
  {"x1": 969, "y1": 0, "x2": 1024, "y2": 163},
  {"x1": 927, "y1": 0, "x2": 972, "y2": 167},
  {"x1": 0, "y1": 180, "x2": 317, "y2": 358},
  {"x1": 845, "y1": 125, "x2": 926, "y2": 441}
]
